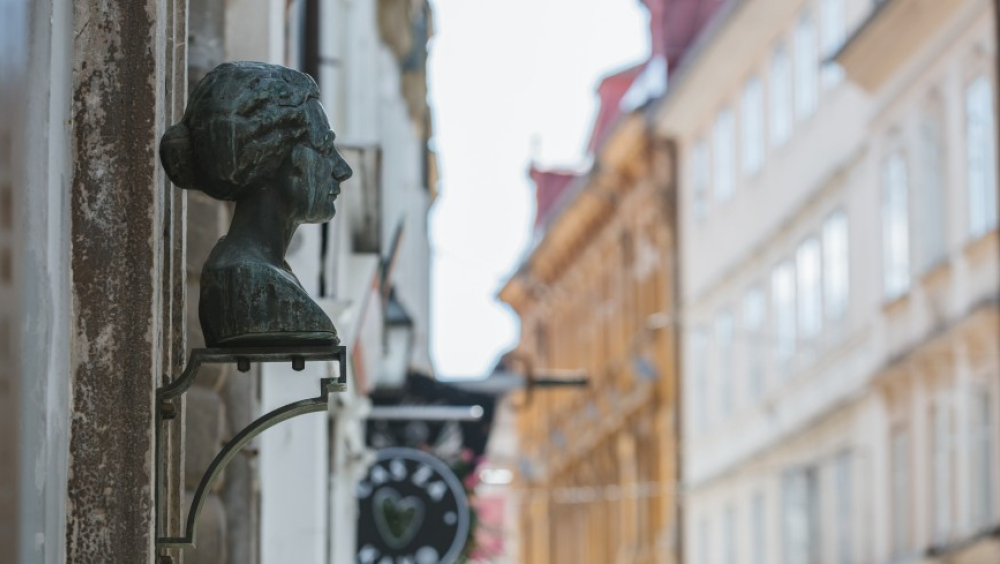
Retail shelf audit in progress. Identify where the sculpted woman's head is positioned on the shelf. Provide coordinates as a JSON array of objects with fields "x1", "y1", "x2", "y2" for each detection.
[
  {"x1": 159, "y1": 61, "x2": 352, "y2": 223},
  {"x1": 160, "y1": 62, "x2": 351, "y2": 347}
]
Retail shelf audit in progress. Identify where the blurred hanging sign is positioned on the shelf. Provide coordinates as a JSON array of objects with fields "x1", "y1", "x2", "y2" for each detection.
[
  {"x1": 367, "y1": 372, "x2": 497, "y2": 463},
  {"x1": 357, "y1": 447, "x2": 470, "y2": 564}
]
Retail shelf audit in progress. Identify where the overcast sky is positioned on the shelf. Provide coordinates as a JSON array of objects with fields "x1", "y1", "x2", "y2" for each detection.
[{"x1": 427, "y1": 0, "x2": 650, "y2": 377}]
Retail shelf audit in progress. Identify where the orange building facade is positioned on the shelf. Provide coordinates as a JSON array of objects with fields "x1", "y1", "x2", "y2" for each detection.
[{"x1": 499, "y1": 108, "x2": 682, "y2": 564}]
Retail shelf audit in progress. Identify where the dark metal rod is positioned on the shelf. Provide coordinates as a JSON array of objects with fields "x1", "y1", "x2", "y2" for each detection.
[{"x1": 531, "y1": 377, "x2": 589, "y2": 388}]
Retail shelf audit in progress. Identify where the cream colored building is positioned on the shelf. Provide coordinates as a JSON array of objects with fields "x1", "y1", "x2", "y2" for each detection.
[{"x1": 655, "y1": 0, "x2": 1000, "y2": 563}]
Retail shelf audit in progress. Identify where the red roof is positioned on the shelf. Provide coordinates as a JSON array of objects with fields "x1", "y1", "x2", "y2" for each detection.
[
  {"x1": 529, "y1": 166, "x2": 580, "y2": 228},
  {"x1": 646, "y1": 0, "x2": 726, "y2": 69},
  {"x1": 586, "y1": 64, "x2": 645, "y2": 153},
  {"x1": 533, "y1": 0, "x2": 724, "y2": 231},
  {"x1": 587, "y1": 0, "x2": 723, "y2": 154}
]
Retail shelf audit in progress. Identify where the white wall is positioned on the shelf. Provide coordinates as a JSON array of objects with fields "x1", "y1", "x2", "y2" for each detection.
[
  {"x1": 260, "y1": 226, "x2": 331, "y2": 564},
  {"x1": 14, "y1": 0, "x2": 73, "y2": 562}
]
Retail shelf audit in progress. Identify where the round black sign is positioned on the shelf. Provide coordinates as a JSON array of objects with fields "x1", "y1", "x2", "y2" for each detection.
[{"x1": 356, "y1": 447, "x2": 470, "y2": 564}]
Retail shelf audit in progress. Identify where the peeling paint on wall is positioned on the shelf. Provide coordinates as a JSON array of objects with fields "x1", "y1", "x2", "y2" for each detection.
[{"x1": 65, "y1": 0, "x2": 165, "y2": 562}]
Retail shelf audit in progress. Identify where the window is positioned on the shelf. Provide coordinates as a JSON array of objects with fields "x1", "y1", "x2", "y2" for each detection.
[
  {"x1": 970, "y1": 389, "x2": 995, "y2": 528},
  {"x1": 742, "y1": 76, "x2": 765, "y2": 175},
  {"x1": 931, "y1": 402, "x2": 953, "y2": 542},
  {"x1": 716, "y1": 309, "x2": 735, "y2": 415},
  {"x1": 820, "y1": 0, "x2": 845, "y2": 87},
  {"x1": 743, "y1": 286, "x2": 766, "y2": 398},
  {"x1": 822, "y1": 212, "x2": 849, "y2": 321},
  {"x1": 783, "y1": 466, "x2": 820, "y2": 564},
  {"x1": 796, "y1": 238, "x2": 822, "y2": 341},
  {"x1": 891, "y1": 429, "x2": 910, "y2": 555},
  {"x1": 794, "y1": 12, "x2": 818, "y2": 120},
  {"x1": 834, "y1": 452, "x2": 852, "y2": 564},
  {"x1": 698, "y1": 517, "x2": 711, "y2": 564},
  {"x1": 714, "y1": 108, "x2": 736, "y2": 202},
  {"x1": 770, "y1": 45, "x2": 793, "y2": 146},
  {"x1": 725, "y1": 504, "x2": 738, "y2": 564},
  {"x1": 918, "y1": 109, "x2": 946, "y2": 269},
  {"x1": 693, "y1": 140, "x2": 709, "y2": 221},
  {"x1": 882, "y1": 152, "x2": 910, "y2": 299},
  {"x1": 692, "y1": 330, "x2": 709, "y2": 431},
  {"x1": 965, "y1": 75, "x2": 998, "y2": 237},
  {"x1": 772, "y1": 261, "x2": 797, "y2": 369},
  {"x1": 752, "y1": 493, "x2": 767, "y2": 564}
]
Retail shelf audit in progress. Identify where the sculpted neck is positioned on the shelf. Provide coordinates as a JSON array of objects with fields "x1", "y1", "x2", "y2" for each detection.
[{"x1": 225, "y1": 184, "x2": 300, "y2": 266}]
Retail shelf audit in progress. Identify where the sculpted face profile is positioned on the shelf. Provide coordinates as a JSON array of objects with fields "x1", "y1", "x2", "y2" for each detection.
[{"x1": 160, "y1": 61, "x2": 352, "y2": 347}]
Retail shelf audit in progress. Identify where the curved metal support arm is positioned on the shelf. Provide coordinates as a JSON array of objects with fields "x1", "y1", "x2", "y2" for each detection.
[
  {"x1": 155, "y1": 345, "x2": 347, "y2": 550},
  {"x1": 158, "y1": 377, "x2": 344, "y2": 548}
]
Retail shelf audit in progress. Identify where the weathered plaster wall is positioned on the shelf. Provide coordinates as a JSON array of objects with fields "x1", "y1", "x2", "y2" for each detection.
[{"x1": 66, "y1": 0, "x2": 169, "y2": 561}]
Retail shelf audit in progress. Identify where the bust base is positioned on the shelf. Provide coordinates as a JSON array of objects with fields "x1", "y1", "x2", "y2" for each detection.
[{"x1": 215, "y1": 330, "x2": 339, "y2": 348}]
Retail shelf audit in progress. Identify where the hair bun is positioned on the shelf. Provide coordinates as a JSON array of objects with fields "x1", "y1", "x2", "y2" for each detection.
[{"x1": 159, "y1": 123, "x2": 196, "y2": 189}]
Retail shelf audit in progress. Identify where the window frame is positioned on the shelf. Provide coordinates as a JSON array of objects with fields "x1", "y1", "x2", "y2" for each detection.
[
  {"x1": 891, "y1": 428, "x2": 911, "y2": 555},
  {"x1": 772, "y1": 260, "x2": 797, "y2": 370},
  {"x1": 691, "y1": 329, "x2": 710, "y2": 432},
  {"x1": 917, "y1": 97, "x2": 948, "y2": 270},
  {"x1": 714, "y1": 107, "x2": 736, "y2": 203},
  {"x1": 796, "y1": 237, "x2": 823, "y2": 342},
  {"x1": 881, "y1": 151, "x2": 911, "y2": 300},
  {"x1": 715, "y1": 308, "x2": 735, "y2": 416},
  {"x1": 770, "y1": 43, "x2": 793, "y2": 147},
  {"x1": 692, "y1": 139, "x2": 710, "y2": 221},
  {"x1": 822, "y1": 211, "x2": 850, "y2": 322},
  {"x1": 782, "y1": 465, "x2": 820, "y2": 564},
  {"x1": 970, "y1": 387, "x2": 995, "y2": 528},
  {"x1": 820, "y1": 0, "x2": 846, "y2": 88},
  {"x1": 794, "y1": 11, "x2": 818, "y2": 120},
  {"x1": 964, "y1": 74, "x2": 998, "y2": 238},
  {"x1": 743, "y1": 285, "x2": 767, "y2": 399},
  {"x1": 742, "y1": 75, "x2": 766, "y2": 176}
]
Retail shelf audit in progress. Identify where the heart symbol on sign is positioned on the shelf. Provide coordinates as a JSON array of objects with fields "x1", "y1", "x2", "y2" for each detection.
[{"x1": 373, "y1": 488, "x2": 425, "y2": 549}]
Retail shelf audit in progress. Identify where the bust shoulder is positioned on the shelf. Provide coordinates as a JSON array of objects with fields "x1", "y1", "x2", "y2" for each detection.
[{"x1": 198, "y1": 260, "x2": 337, "y2": 347}]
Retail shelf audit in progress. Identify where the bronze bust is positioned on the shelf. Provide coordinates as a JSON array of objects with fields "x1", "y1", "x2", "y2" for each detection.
[{"x1": 160, "y1": 62, "x2": 352, "y2": 347}]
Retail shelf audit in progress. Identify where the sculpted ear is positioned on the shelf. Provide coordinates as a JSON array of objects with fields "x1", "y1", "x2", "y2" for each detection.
[{"x1": 160, "y1": 123, "x2": 196, "y2": 189}]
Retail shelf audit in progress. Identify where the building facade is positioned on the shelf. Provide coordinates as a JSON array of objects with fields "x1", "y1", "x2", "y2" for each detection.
[
  {"x1": 495, "y1": 3, "x2": 724, "y2": 562},
  {"x1": 499, "y1": 103, "x2": 681, "y2": 564},
  {"x1": 655, "y1": 0, "x2": 1000, "y2": 563}
]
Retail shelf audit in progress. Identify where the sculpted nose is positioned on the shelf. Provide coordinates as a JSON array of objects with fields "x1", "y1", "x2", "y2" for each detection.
[{"x1": 332, "y1": 156, "x2": 352, "y2": 182}]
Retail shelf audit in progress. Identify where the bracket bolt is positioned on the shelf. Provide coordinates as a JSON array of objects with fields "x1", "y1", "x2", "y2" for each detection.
[{"x1": 292, "y1": 357, "x2": 305, "y2": 371}]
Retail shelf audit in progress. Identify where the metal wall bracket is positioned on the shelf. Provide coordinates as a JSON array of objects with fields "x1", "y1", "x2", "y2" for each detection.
[{"x1": 155, "y1": 345, "x2": 347, "y2": 550}]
